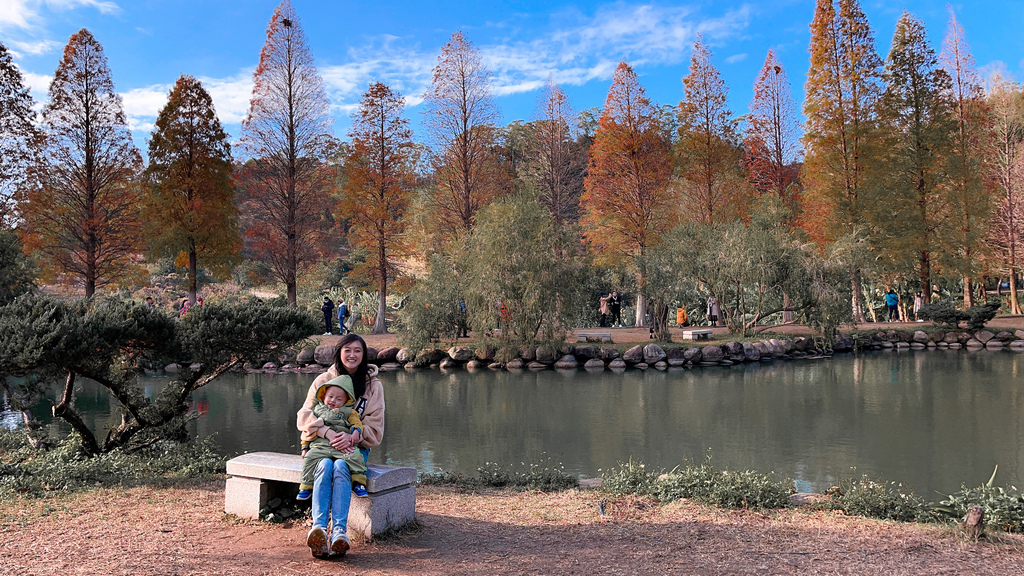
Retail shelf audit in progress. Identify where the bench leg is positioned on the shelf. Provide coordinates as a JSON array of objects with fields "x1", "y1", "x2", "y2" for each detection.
[
  {"x1": 347, "y1": 485, "x2": 416, "y2": 540},
  {"x1": 225, "y1": 476, "x2": 268, "y2": 520}
]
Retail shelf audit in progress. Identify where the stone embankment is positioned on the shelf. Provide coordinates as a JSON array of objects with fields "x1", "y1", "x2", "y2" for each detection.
[{"x1": 229, "y1": 328, "x2": 1024, "y2": 375}]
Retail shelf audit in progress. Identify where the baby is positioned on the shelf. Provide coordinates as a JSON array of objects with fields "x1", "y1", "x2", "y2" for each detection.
[{"x1": 296, "y1": 375, "x2": 369, "y2": 500}]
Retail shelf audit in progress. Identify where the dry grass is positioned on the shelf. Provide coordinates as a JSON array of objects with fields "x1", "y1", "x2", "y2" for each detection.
[{"x1": 3, "y1": 479, "x2": 1024, "y2": 575}]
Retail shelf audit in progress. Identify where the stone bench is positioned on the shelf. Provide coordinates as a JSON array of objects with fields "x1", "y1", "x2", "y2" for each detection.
[
  {"x1": 681, "y1": 329, "x2": 713, "y2": 341},
  {"x1": 577, "y1": 331, "x2": 612, "y2": 342},
  {"x1": 224, "y1": 451, "x2": 416, "y2": 539}
]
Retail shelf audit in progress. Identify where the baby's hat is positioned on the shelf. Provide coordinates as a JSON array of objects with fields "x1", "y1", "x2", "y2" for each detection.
[{"x1": 316, "y1": 374, "x2": 355, "y2": 402}]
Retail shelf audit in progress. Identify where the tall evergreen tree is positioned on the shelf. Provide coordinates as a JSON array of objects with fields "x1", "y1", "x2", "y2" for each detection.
[
  {"x1": 238, "y1": 0, "x2": 336, "y2": 305},
  {"x1": 940, "y1": 7, "x2": 995, "y2": 309},
  {"x1": 802, "y1": 0, "x2": 883, "y2": 322},
  {"x1": 677, "y1": 36, "x2": 745, "y2": 225},
  {"x1": 144, "y1": 75, "x2": 239, "y2": 306},
  {"x1": 21, "y1": 29, "x2": 143, "y2": 297},
  {"x1": 876, "y1": 12, "x2": 953, "y2": 302},
  {"x1": 0, "y1": 41, "x2": 39, "y2": 225}
]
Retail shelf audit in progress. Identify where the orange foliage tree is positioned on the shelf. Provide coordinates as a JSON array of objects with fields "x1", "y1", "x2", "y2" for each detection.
[
  {"x1": 238, "y1": 1, "x2": 336, "y2": 305},
  {"x1": 423, "y1": 32, "x2": 508, "y2": 241},
  {"x1": 341, "y1": 82, "x2": 416, "y2": 334},
  {"x1": 677, "y1": 37, "x2": 746, "y2": 225},
  {"x1": 581, "y1": 62, "x2": 674, "y2": 324},
  {"x1": 21, "y1": 29, "x2": 143, "y2": 297},
  {"x1": 802, "y1": 0, "x2": 883, "y2": 322},
  {"x1": 143, "y1": 75, "x2": 239, "y2": 305}
]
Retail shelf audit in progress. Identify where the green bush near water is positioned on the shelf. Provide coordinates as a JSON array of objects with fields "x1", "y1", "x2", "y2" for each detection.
[
  {"x1": 419, "y1": 455, "x2": 578, "y2": 491},
  {"x1": 602, "y1": 456, "x2": 794, "y2": 511},
  {"x1": 0, "y1": 430, "x2": 224, "y2": 497}
]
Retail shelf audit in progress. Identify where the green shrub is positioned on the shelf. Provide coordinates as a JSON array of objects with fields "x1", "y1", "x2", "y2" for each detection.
[
  {"x1": 418, "y1": 455, "x2": 577, "y2": 492},
  {"x1": 602, "y1": 456, "x2": 794, "y2": 511},
  {"x1": 917, "y1": 302, "x2": 966, "y2": 328},
  {"x1": 966, "y1": 302, "x2": 1001, "y2": 331},
  {"x1": 0, "y1": 430, "x2": 225, "y2": 497},
  {"x1": 828, "y1": 475, "x2": 931, "y2": 522}
]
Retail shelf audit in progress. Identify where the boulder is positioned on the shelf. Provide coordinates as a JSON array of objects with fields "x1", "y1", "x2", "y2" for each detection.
[
  {"x1": 262, "y1": 362, "x2": 277, "y2": 371},
  {"x1": 742, "y1": 342, "x2": 761, "y2": 362},
  {"x1": 505, "y1": 358, "x2": 525, "y2": 370},
  {"x1": 519, "y1": 345, "x2": 536, "y2": 362},
  {"x1": 654, "y1": 361, "x2": 668, "y2": 370},
  {"x1": 643, "y1": 344, "x2": 667, "y2": 364},
  {"x1": 753, "y1": 341, "x2": 770, "y2": 356},
  {"x1": 438, "y1": 357, "x2": 458, "y2": 370},
  {"x1": 599, "y1": 347, "x2": 620, "y2": 361},
  {"x1": 535, "y1": 345, "x2": 558, "y2": 365},
  {"x1": 379, "y1": 362, "x2": 402, "y2": 372},
  {"x1": 396, "y1": 348, "x2": 413, "y2": 363},
  {"x1": 666, "y1": 348, "x2": 687, "y2": 367},
  {"x1": 475, "y1": 346, "x2": 496, "y2": 362},
  {"x1": 943, "y1": 332, "x2": 960, "y2": 344},
  {"x1": 996, "y1": 331, "x2": 1015, "y2": 342},
  {"x1": 881, "y1": 341, "x2": 894, "y2": 349},
  {"x1": 910, "y1": 342, "x2": 925, "y2": 349},
  {"x1": 912, "y1": 331, "x2": 929, "y2": 343},
  {"x1": 700, "y1": 345, "x2": 724, "y2": 363},
  {"x1": 683, "y1": 347, "x2": 703, "y2": 363},
  {"x1": 622, "y1": 345, "x2": 644, "y2": 364},
  {"x1": 465, "y1": 359, "x2": 485, "y2": 370},
  {"x1": 365, "y1": 347, "x2": 378, "y2": 362},
  {"x1": 834, "y1": 335, "x2": 855, "y2": 352},
  {"x1": 635, "y1": 362, "x2": 649, "y2": 370},
  {"x1": 559, "y1": 344, "x2": 576, "y2": 356},
  {"x1": 583, "y1": 358, "x2": 606, "y2": 370},
  {"x1": 958, "y1": 332, "x2": 972, "y2": 344},
  {"x1": 724, "y1": 341, "x2": 744, "y2": 355},
  {"x1": 608, "y1": 358, "x2": 627, "y2": 370},
  {"x1": 296, "y1": 348, "x2": 316, "y2": 365},
  {"x1": 792, "y1": 337, "x2": 811, "y2": 352},
  {"x1": 770, "y1": 339, "x2": 792, "y2": 353},
  {"x1": 1016, "y1": 330, "x2": 1024, "y2": 340},
  {"x1": 965, "y1": 339, "x2": 983, "y2": 349},
  {"x1": 414, "y1": 348, "x2": 445, "y2": 367},
  {"x1": 986, "y1": 340, "x2": 1004, "y2": 350},
  {"x1": 314, "y1": 344, "x2": 336, "y2": 366},
  {"x1": 574, "y1": 345, "x2": 596, "y2": 360},
  {"x1": 488, "y1": 362, "x2": 505, "y2": 370},
  {"x1": 527, "y1": 361, "x2": 549, "y2": 371},
  {"x1": 554, "y1": 355, "x2": 578, "y2": 370},
  {"x1": 1009, "y1": 340, "x2": 1024, "y2": 350},
  {"x1": 376, "y1": 346, "x2": 400, "y2": 363},
  {"x1": 278, "y1": 349, "x2": 297, "y2": 364},
  {"x1": 448, "y1": 347, "x2": 475, "y2": 362},
  {"x1": 974, "y1": 330, "x2": 995, "y2": 344}
]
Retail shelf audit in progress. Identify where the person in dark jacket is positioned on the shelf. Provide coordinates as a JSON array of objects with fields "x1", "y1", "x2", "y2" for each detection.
[{"x1": 321, "y1": 296, "x2": 335, "y2": 335}]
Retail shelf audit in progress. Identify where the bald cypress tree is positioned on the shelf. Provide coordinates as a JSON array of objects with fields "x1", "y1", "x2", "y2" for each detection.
[{"x1": 802, "y1": 0, "x2": 883, "y2": 322}]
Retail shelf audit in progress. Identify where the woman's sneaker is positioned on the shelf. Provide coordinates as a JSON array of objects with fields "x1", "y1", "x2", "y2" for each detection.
[
  {"x1": 330, "y1": 533, "x2": 350, "y2": 556},
  {"x1": 307, "y1": 526, "x2": 328, "y2": 557},
  {"x1": 296, "y1": 489, "x2": 312, "y2": 501},
  {"x1": 352, "y1": 483, "x2": 368, "y2": 498}
]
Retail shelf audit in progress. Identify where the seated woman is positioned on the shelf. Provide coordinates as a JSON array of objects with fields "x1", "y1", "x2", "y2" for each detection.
[{"x1": 296, "y1": 334, "x2": 385, "y2": 557}]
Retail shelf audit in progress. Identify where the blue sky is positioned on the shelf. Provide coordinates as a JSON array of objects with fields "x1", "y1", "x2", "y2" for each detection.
[{"x1": 2, "y1": 0, "x2": 1023, "y2": 155}]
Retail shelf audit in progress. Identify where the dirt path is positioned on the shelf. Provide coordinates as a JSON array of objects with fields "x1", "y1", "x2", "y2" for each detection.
[{"x1": 4, "y1": 480, "x2": 1024, "y2": 575}]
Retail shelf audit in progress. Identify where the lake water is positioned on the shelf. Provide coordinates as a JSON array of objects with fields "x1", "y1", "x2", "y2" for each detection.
[{"x1": 7, "y1": 349, "x2": 1024, "y2": 496}]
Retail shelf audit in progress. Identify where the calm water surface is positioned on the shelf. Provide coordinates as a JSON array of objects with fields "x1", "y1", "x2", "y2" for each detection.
[{"x1": 9, "y1": 350, "x2": 1024, "y2": 495}]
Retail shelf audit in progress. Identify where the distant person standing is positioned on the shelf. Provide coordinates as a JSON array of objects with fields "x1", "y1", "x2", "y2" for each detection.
[
  {"x1": 599, "y1": 293, "x2": 611, "y2": 327},
  {"x1": 676, "y1": 306, "x2": 688, "y2": 327},
  {"x1": 913, "y1": 291, "x2": 924, "y2": 321},
  {"x1": 337, "y1": 299, "x2": 349, "y2": 335},
  {"x1": 885, "y1": 289, "x2": 900, "y2": 322},
  {"x1": 706, "y1": 296, "x2": 721, "y2": 327},
  {"x1": 608, "y1": 291, "x2": 622, "y2": 327},
  {"x1": 321, "y1": 296, "x2": 335, "y2": 335}
]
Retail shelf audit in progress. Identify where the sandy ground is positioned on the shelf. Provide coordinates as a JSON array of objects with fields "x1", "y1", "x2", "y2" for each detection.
[{"x1": 3, "y1": 479, "x2": 1024, "y2": 576}]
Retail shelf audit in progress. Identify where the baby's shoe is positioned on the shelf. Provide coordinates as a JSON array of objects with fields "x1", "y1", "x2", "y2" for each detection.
[
  {"x1": 296, "y1": 489, "x2": 312, "y2": 501},
  {"x1": 353, "y1": 483, "x2": 368, "y2": 498}
]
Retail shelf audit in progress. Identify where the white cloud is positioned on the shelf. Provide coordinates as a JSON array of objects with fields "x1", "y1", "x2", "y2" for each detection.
[
  {"x1": 725, "y1": 53, "x2": 748, "y2": 64},
  {"x1": 21, "y1": 70, "x2": 52, "y2": 95},
  {"x1": 118, "y1": 71, "x2": 253, "y2": 133},
  {"x1": 0, "y1": 0, "x2": 119, "y2": 56}
]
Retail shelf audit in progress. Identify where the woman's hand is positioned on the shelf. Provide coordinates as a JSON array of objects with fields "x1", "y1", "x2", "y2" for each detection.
[{"x1": 327, "y1": 430, "x2": 356, "y2": 453}]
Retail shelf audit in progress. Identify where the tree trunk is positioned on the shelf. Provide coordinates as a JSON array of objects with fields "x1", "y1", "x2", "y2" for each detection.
[
  {"x1": 1010, "y1": 267, "x2": 1022, "y2": 315},
  {"x1": 851, "y1": 272, "x2": 865, "y2": 324},
  {"x1": 963, "y1": 274, "x2": 973, "y2": 309},
  {"x1": 782, "y1": 291, "x2": 794, "y2": 323},
  {"x1": 373, "y1": 247, "x2": 388, "y2": 334},
  {"x1": 52, "y1": 372, "x2": 100, "y2": 455},
  {"x1": 188, "y1": 246, "x2": 198, "y2": 306},
  {"x1": 635, "y1": 294, "x2": 646, "y2": 327}
]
